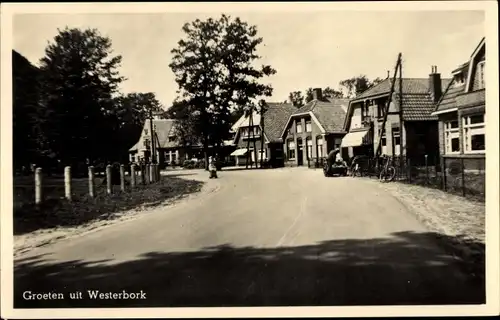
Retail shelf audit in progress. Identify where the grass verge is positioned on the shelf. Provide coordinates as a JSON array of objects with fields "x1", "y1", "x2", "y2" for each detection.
[{"x1": 14, "y1": 176, "x2": 204, "y2": 236}]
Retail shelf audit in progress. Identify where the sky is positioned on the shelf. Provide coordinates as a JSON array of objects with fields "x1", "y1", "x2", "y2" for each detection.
[{"x1": 13, "y1": 10, "x2": 485, "y2": 108}]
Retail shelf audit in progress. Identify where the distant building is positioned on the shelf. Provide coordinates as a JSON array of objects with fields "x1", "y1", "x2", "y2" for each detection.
[
  {"x1": 230, "y1": 102, "x2": 297, "y2": 168},
  {"x1": 280, "y1": 88, "x2": 349, "y2": 166},
  {"x1": 129, "y1": 115, "x2": 236, "y2": 166}
]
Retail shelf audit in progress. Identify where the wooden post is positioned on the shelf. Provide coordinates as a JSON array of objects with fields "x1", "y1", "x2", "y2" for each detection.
[
  {"x1": 425, "y1": 154, "x2": 429, "y2": 184},
  {"x1": 64, "y1": 166, "x2": 72, "y2": 201},
  {"x1": 407, "y1": 158, "x2": 412, "y2": 183},
  {"x1": 88, "y1": 166, "x2": 95, "y2": 198},
  {"x1": 130, "y1": 164, "x2": 136, "y2": 189},
  {"x1": 35, "y1": 167, "x2": 43, "y2": 205},
  {"x1": 141, "y1": 164, "x2": 146, "y2": 185},
  {"x1": 461, "y1": 158, "x2": 466, "y2": 197},
  {"x1": 441, "y1": 156, "x2": 447, "y2": 191},
  {"x1": 120, "y1": 164, "x2": 126, "y2": 192},
  {"x1": 156, "y1": 164, "x2": 161, "y2": 182},
  {"x1": 106, "y1": 165, "x2": 112, "y2": 194},
  {"x1": 149, "y1": 164, "x2": 155, "y2": 182},
  {"x1": 145, "y1": 164, "x2": 150, "y2": 184}
]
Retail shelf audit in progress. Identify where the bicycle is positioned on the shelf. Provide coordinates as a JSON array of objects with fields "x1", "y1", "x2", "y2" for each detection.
[{"x1": 378, "y1": 155, "x2": 396, "y2": 182}]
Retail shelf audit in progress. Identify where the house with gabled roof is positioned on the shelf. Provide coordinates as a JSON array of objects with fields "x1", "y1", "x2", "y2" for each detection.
[
  {"x1": 280, "y1": 88, "x2": 349, "y2": 166},
  {"x1": 431, "y1": 37, "x2": 485, "y2": 166},
  {"x1": 341, "y1": 70, "x2": 452, "y2": 165},
  {"x1": 129, "y1": 115, "x2": 236, "y2": 167},
  {"x1": 128, "y1": 117, "x2": 184, "y2": 165},
  {"x1": 230, "y1": 102, "x2": 297, "y2": 168}
]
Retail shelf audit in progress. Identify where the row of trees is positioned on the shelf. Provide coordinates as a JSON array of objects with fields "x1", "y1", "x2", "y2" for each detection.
[
  {"x1": 13, "y1": 28, "x2": 163, "y2": 174},
  {"x1": 287, "y1": 76, "x2": 385, "y2": 107}
]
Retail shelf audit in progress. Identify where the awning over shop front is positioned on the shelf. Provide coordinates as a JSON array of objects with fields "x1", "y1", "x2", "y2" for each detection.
[
  {"x1": 230, "y1": 148, "x2": 248, "y2": 156},
  {"x1": 341, "y1": 129, "x2": 370, "y2": 148}
]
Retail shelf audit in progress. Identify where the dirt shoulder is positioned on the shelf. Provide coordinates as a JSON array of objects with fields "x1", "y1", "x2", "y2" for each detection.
[
  {"x1": 14, "y1": 171, "x2": 219, "y2": 257},
  {"x1": 366, "y1": 178, "x2": 485, "y2": 280}
]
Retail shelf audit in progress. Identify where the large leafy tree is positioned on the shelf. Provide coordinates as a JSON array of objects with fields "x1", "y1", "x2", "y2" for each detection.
[
  {"x1": 339, "y1": 75, "x2": 384, "y2": 98},
  {"x1": 289, "y1": 86, "x2": 344, "y2": 106},
  {"x1": 169, "y1": 14, "x2": 276, "y2": 166},
  {"x1": 12, "y1": 50, "x2": 44, "y2": 171},
  {"x1": 38, "y1": 27, "x2": 125, "y2": 166}
]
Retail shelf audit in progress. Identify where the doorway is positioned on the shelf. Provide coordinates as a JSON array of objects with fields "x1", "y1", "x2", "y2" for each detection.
[{"x1": 297, "y1": 138, "x2": 304, "y2": 166}]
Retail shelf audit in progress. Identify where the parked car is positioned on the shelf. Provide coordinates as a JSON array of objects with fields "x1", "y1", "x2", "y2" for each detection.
[{"x1": 323, "y1": 161, "x2": 348, "y2": 177}]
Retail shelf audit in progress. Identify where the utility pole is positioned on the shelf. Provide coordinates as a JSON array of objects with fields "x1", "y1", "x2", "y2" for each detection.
[
  {"x1": 398, "y1": 56, "x2": 404, "y2": 175},
  {"x1": 375, "y1": 53, "x2": 402, "y2": 159}
]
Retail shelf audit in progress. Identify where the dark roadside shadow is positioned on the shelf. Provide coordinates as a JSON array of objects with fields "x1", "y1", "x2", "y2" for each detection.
[
  {"x1": 13, "y1": 177, "x2": 204, "y2": 236},
  {"x1": 14, "y1": 231, "x2": 485, "y2": 308},
  {"x1": 161, "y1": 173, "x2": 199, "y2": 178}
]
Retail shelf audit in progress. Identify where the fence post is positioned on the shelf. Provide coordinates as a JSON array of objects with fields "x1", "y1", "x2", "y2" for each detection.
[
  {"x1": 149, "y1": 164, "x2": 155, "y2": 183},
  {"x1": 145, "y1": 164, "x2": 150, "y2": 184},
  {"x1": 120, "y1": 164, "x2": 126, "y2": 192},
  {"x1": 461, "y1": 157, "x2": 466, "y2": 197},
  {"x1": 441, "y1": 156, "x2": 447, "y2": 191},
  {"x1": 88, "y1": 166, "x2": 95, "y2": 198},
  {"x1": 64, "y1": 166, "x2": 72, "y2": 201},
  {"x1": 407, "y1": 158, "x2": 412, "y2": 183},
  {"x1": 130, "y1": 164, "x2": 136, "y2": 189},
  {"x1": 141, "y1": 164, "x2": 146, "y2": 185},
  {"x1": 157, "y1": 164, "x2": 161, "y2": 181},
  {"x1": 425, "y1": 154, "x2": 429, "y2": 185},
  {"x1": 106, "y1": 165, "x2": 112, "y2": 194},
  {"x1": 35, "y1": 167, "x2": 43, "y2": 205}
]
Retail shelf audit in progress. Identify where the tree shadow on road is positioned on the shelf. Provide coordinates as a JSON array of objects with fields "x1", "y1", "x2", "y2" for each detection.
[{"x1": 14, "y1": 231, "x2": 485, "y2": 308}]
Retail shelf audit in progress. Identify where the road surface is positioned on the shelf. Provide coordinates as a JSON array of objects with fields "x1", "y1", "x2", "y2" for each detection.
[{"x1": 14, "y1": 167, "x2": 485, "y2": 307}]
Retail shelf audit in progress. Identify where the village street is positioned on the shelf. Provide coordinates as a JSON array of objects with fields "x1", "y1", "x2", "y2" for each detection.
[{"x1": 14, "y1": 168, "x2": 484, "y2": 308}]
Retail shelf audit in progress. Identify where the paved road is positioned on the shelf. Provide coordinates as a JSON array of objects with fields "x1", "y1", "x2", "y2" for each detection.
[{"x1": 14, "y1": 167, "x2": 484, "y2": 307}]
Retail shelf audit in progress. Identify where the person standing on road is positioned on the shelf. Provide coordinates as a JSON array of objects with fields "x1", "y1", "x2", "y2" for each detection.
[{"x1": 209, "y1": 156, "x2": 218, "y2": 179}]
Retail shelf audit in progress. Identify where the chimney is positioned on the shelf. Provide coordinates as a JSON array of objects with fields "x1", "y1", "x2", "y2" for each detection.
[
  {"x1": 312, "y1": 88, "x2": 323, "y2": 101},
  {"x1": 429, "y1": 65, "x2": 442, "y2": 103},
  {"x1": 387, "y1": 70, "x2": 390, "y2": 79}
]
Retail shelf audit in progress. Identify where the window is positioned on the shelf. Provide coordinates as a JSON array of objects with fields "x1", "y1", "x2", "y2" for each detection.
[
  {"x1": 444, "y1": 120, "x2": 460, "y2": 154},
  {"x1": 392, "y1": 127, "x2": 401, "y2": 156},
  {"x1": 306, "y1": 139, "x2": 313, "y2": 159},
  {"x1": 287, "y1": 140, "x2": 296, "y2": 160},
  {"x1": 316, "y1": 136, "x2": 324, "y2": 158},
  {"x1": 296, "y1": 122, "x2": 303, "y2": 133},
  {"x1": 306, "y1": 121, "x2": 312, "y2": 132},
  {"x1": 381, "y1": 134, "x2": 387, "y2": 155},
  {"x1": 478, "y1": 61, "x2": 485, "y2": 89},
  {"x1": 144, "y1": 129, "x2": 149, "y2": 135},
  {"x1": 169, "y1": 137, "x2": 176, "y2": 142},
  {"x1": 463, "y1": 114, "x2": 485, "y2": 153}
]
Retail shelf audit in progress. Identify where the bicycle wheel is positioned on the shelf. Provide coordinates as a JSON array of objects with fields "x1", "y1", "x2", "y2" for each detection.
[{"x1": 385, "y1": 166, "x2": 396, "y2": 182}]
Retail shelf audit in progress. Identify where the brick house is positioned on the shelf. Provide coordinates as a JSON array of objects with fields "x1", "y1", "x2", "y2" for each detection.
[
  {"x1": 230, "y1": 102, "x2": 297, "y2": 168},
  {"x1": 342, "y1": 72, "x2": 451, "y2": 165},
  {"x1": 431, "y1": 37, "x2": 485, "y2": 170},
  {"x1": 280, "y1": 88, "x2": 349, "y2": 166}
]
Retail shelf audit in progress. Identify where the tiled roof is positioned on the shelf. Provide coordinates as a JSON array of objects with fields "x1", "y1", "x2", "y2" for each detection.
[
  {"x1": 352, "y1": 78, "x2": 452, "y2": 101},
  {"x1": 393, "y1": 94, "x2": 438, "y2": 121},
  {"x1": 293, "y1": 98, "x2": 348, "y2": 133},
  {"x1": 455, "y1": 89, "x2": 485, "y2": 108},
  {"x1": 434, "y1": 81, "x2": 465, "y2": 112},
  {"x1": 263, "y1": 103, "x2": 297, "y2": 142}
]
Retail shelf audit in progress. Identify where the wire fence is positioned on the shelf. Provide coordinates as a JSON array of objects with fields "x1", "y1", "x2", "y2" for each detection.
[
  {"x1": 14, "y1": 163, "x2": 162, "y2": 209},
  {"x1": 309, "y1": 154, "x2": 485, "y2": 202}
]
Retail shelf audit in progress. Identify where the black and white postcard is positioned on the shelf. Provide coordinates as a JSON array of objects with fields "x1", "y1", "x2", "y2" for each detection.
[{"x1": 1, "y1": 1, "x2": 499, "y2": 318}]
